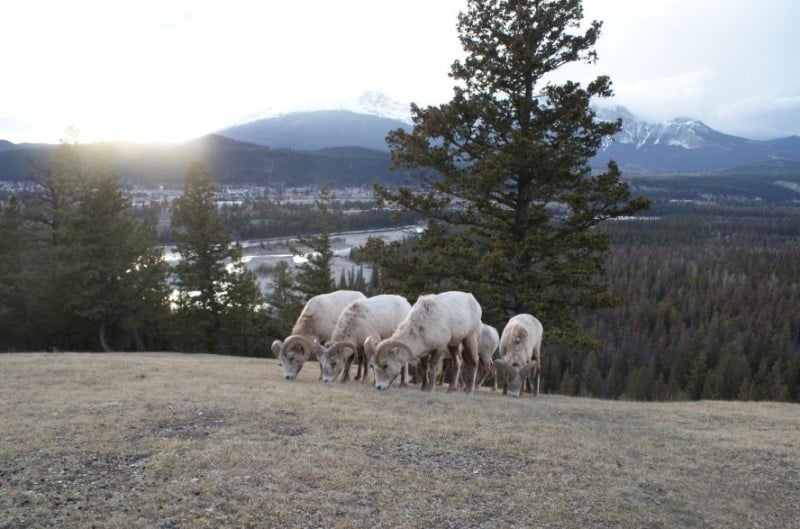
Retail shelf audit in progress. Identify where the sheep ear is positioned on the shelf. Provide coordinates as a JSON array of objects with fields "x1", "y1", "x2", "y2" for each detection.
[
  {"x1": 271, "y1": 339, "x2": 283, "y2": 358},
  {"x1": 314, "y1": 341, "x2": 327, "y2": 359},
  {"x1": 363, "y1": 337, "x2": 376, "y2": 362},
  {"x1": 363, "y1": 337, "x2": 376, "y2": 364},
  {"x1": 520, "y1": 361, "x2": 535, "y2": 376}
]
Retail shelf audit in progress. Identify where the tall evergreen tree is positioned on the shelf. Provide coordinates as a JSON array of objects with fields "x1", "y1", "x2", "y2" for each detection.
[
  {"x1": 291, "y1": 186, "x2": 336, "y2": 299},
  {"x1": 6, "y1": 141, "x2": 169, "y2": 350},
  {"x1": 264, "y1": 260, "x2": 303, "y2": 340},
  {"x1": 0, "y1": 197, "x2": 28, "y2": 348},
  {"x1": 171, "y1": 161, "x2": 264, "y2": 353},
  {"x1": 365, "y1": 0, "x2": 649, "y2": 341},
  {"x1": 57, "y1": 157, "x2": 169, "y2": 350}
]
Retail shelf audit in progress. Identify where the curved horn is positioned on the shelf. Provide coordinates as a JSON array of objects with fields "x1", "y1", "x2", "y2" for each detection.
[
  {"x1": 520, "y1": 360, "x2": 536, "y2": 376},
  {"x1": 376, "y1": 340, "x2": 413, "y2": 363},
  {"x1": 313, "y1": 340, "x2": 327, "y2": 359},
  {"x1": 493, "y1": 358, "x2": 509, "y2": 373},
  {"x1": 327, "y1": 341, "x2": 358, "y2": 359},
  {"x1": 282, "y1": 335, "x2": 313, "y2": 359}
]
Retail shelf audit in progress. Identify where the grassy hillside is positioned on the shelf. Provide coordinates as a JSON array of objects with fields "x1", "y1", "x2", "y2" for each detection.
[{"x1": 1, "y1": 353, "x2": 798, "y2": 528}]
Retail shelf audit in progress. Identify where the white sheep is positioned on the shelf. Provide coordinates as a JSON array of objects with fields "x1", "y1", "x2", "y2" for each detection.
[
  {"x1": 493, "y1": 313, "x2": 543, "y2": 397},
  {"x1": 475, "y1": 323, "x2": 500, "y2": 388},
  {"x1": 315, "y1": 294, "x2": 412, "y2": 384},
  {"x1": 366, "y1": 291, "x2": 483, "y2": 393},
  {"x1": 438, "y1": 323, "x2": 499, "y2": 391},
  {"x1": 271, "y1": 290, "x2": 366, "y2": 380}
]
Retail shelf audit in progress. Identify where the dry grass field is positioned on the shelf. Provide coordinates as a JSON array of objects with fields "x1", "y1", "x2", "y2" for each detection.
[{"x1": 1, "y1": 353, "x2": 798, "y2": 529}]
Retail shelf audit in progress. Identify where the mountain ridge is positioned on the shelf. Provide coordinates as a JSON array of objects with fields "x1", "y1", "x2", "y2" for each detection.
[
  {"x1": 2, "y1": 101, "x2": 800, "y2": 204},
  {"x1": 215, "y1": 100, "x2": 800, "y2": 174}
]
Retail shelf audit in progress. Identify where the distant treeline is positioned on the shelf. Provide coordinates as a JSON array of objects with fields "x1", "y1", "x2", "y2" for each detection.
[
  {"x1": 544, "y1": 204, "x2": 800, "y2": 402},
  {"x1": 180, "y1": 199, "x2": 423, "y2": 243},
  {"x1": 225, "y1": 199, "x2": 424, "y2": 241}
]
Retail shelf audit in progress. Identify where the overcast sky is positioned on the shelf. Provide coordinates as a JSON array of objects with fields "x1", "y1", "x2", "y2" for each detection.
[{"x1": 1, "y1": 0, "x2": 798, "y2": 143}]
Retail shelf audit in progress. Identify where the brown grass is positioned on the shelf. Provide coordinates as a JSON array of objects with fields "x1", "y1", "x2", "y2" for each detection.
[{"x1": 1, "y1": 353, "x2": 798, "y2": 529}]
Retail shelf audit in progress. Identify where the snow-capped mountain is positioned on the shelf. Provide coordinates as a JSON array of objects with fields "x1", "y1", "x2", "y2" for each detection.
[
  {"x1": 215, "y1": 97, "x2": 800, "y2": 173},
  {"x1": 216, "y1": 92, "x2": 413, "y2": 151},
  {"x1": 341, "y1": 91, "x2": 412, "y2": 124},
  {"x1": 216, "y1": 109, "x2": 412, "y2": 152},
  {"x1": 593, "y1": 105, "x2": 800, "y2": 173},
  {"x1": 595, "y1": 105, "x2": 744, "y2": 151}
]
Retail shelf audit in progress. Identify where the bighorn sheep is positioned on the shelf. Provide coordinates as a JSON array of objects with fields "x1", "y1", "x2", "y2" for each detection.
[
  {"x1": 494, "y1": 313, "x2": 543, "y2": 397},
  {"x1": 438, "y1": 323, "x2": 499, "y2": 391},
  {"x1": 315, "y1": 294, "x2": 412, "y2": 384},
  {"x1": 271, "y1": 290, "x2": 366, "y2": 380},
  {"x1": 475, "y1": 323, "x2": 500, "y2": 388},
  {"x1": 366, "y1": 291, "x2": 483, "y2": 393}
]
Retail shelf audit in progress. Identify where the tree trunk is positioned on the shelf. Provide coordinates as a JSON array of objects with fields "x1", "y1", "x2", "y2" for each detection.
[
  {"x1": 130, "y1": 327, "x2": 146, "y2": 352},
  {"x1": 98, "y1": 321, "x2": 115, "y2": 353}
]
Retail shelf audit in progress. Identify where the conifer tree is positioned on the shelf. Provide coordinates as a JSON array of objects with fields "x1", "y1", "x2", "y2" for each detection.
[
  {"x1": 7, "y1": 141, "x2": 169, "y2": 350},
  {"x1": 365, "y1": 0, "x2": 649, "y2": 341},
  {"x1": 0, "y1": 197, "x2": 27, "y2": 347},
  {"x1": 265, "y1": 260, "x2": 303, "y2": 339},
  {"x1": 171, "y1": 161, "x2": 264, "y2": 353},
  {"x1": 292, "y1": 186, "x2": 335, "y2": 299}
]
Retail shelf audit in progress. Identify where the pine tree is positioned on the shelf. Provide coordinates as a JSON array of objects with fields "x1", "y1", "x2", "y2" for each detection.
[
  {"x1": 55, "y1": 158, "x2": 169, "y2": 351},
  {"x1": 265, "y1": 260, "x2": 303, "y2": 340},
  {"x1": 0, "y1": 197, "x2": 27, "y2": 348},
  {"x1": 171, "y1": 161, "x2": 263, "y2": 353},
  {"x1": 292, "y1": 186, "x2": 335, "y2": 299},
  {"x1": 368, "y1": 0, "x2": 649, "y2": 341},
  {"x1": 9, "y1": 141, "x2": 169, "y2": 350}
]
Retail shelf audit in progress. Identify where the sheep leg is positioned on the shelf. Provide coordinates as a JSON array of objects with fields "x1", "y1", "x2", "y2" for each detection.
[
  {"x1": 437, "y1": 356, "x2": 448, "y2": 386},
  {"x1": 418, "y1": 356, "x2": 430, "y2": 391},
  {"x1": 447, "y1": 346, "x2": 461, "y2": 392},
  {"x1": 353, "y1": 349, "x2": 364, "y2": 381},
  {"x1": 463, "y1": 363, "x2": 478, "y2": 394},
  {"x1": 461, "y1": 335, "x2": 480, "y2": 394},
  {"x1": 475, "y1": 358, "x2": 493, "y2": 388},
  {"x1": 360, "y1": 348, "x2": 373, "y2": 384},
  {"x1": 340, "y1": 352, "x2": 354, "y2": 383},
  {"x1": 399, "y1": 362, "x2": 409, "y2": 387},
  {"x1": 425, "y1": 349, "x2": 444, "y2": 392}
]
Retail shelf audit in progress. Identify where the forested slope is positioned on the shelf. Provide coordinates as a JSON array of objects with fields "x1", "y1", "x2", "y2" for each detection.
[{"x1": 544, "y1": 206, "x2": 800, "y2": 401}]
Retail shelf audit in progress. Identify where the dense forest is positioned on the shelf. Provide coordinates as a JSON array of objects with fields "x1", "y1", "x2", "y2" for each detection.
[{"x1": 546, "y1": 204, "x2": 800, "y2": 401}]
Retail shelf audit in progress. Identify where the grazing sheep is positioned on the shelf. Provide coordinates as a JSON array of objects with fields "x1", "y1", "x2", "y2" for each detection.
[
  {"x1": 438, "y1": 323, "x2": 499, "y2": 391},
  {"x1": 494, "y1": 313, "x2": 543, "y2": 397},
  {"x1": 475, "y1": 323, "x2": 500, "y2": 388},
  {"x1": 315, "y1": 294, "x2": 412, "y2": 384},
  {"x1": 271, "y1": 290, "x2": 366, "y2": 380},
  {"x1": 366, "y1": 291, "x2": 483, "y2": 393}
]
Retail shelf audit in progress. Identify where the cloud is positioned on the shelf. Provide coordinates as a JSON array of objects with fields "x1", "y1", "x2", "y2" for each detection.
[
  {"x1": 711, "y1": 94, "x2": 800, "y2": 139},
  {"x1": 611, "y1": 70, "x2": 717, "y2": 121}
]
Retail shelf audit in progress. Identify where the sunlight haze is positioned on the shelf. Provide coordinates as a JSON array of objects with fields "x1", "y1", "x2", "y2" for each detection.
[{"x1": 1, "y1": 0, "x2": 798, "y2": 143}]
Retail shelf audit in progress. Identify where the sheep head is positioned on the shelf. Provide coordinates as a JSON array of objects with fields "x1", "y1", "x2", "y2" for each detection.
[
  {"x1": 370, "y1": 338, "x2": 413, "y2": 391},
  {"x1": 316, "y1": 341, "x2": 357, "y2": 383},
  {"x1": 494, "y1": 357, "x2": 536, "y2": 397},
  {"x1": 273, "y1": 335, "x2": 313, "y2": 380}
]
